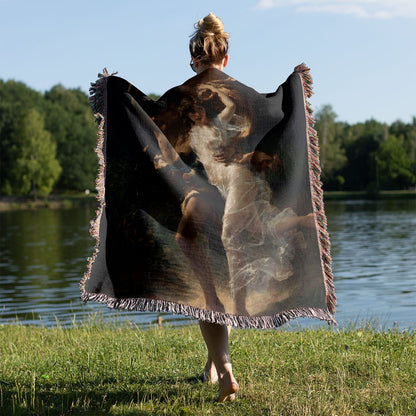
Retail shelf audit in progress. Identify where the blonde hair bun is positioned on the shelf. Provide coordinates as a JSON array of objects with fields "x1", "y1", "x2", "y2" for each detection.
[
  {"x1": 196, "y1": 12, "x2": 229, "y2": 39},
  {"x1": 189, "y1": 13, "x2": 229, "y2": 64}
]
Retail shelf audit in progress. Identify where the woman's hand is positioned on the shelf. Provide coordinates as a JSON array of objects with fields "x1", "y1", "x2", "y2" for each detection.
[{"x1": 213, "y1": 147, "x2": 236, "y2": 165}]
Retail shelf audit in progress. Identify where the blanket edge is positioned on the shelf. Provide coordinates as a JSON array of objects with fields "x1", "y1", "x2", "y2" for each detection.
[
  {"x1": 294, "y1": 63, "x2": 336, "y2": 316},
  {"x1": 81, "y1": 291, "x2": 337, "y2": 328}
]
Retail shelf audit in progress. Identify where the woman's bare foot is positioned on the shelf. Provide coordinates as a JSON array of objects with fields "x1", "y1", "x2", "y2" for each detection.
[
  {"x1": 199, "y1": 357, "x2": 218, "y2": 384},
  {"x1": 215, "y1": 372, "x2": 239, "y2": 403}
]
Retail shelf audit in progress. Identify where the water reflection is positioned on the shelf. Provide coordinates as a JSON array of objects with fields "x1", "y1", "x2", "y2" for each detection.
[
  {"x1": 325, "y1": 199, "x2": 416, "y2": 329},
  {"x1": 0, "y1": 199, "x2": 415, "y2": 329}
]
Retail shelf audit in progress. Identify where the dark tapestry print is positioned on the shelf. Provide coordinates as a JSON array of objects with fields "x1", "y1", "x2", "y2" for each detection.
[{"x1": 81, "y1": 65, "x2": 336, "y2": 328}]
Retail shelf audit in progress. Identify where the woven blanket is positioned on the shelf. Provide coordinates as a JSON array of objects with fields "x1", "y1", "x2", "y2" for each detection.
[{"x1": 80, "y1": 64, "x2": 336, "y2": 328}]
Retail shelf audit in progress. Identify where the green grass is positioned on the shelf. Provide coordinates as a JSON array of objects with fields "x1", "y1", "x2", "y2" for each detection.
[{"x1": 0, "y1": 320, "x2": 415, "y2": 415}]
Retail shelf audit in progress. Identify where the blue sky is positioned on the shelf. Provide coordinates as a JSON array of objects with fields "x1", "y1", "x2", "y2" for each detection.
[{"x1": 1, "y1": 0, "x2": 415, "y2": 124}]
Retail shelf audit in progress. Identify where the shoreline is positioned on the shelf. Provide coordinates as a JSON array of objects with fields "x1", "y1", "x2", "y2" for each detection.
[
  {"x1": 323, "y1": 190, "x2": 416, "y2": 200},
  {"x1": 0, "y1": 190, "x2": 415, "y2": 211},
  {"x1": 0, "y1": 194, "x2": 98, "y2": 211}
]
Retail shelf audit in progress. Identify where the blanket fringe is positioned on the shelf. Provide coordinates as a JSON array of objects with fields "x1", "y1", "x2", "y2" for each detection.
[
  {"x1": 79, "y1": 69, "x2": 111, "y2": 294},
  {"x1": 295, "y1": 63, "x2": 336, "y2": 316},
  {"x1": 81, "y1": 291, "x2": 337, "y2": 328},
  {"x1": 89, "y1": 68, "x2": 117, "y2": 116}
]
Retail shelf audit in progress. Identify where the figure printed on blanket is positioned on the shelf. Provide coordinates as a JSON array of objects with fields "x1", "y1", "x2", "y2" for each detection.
[{"x1": 146, "y1": 76, "x2": 317, "y2": 316}]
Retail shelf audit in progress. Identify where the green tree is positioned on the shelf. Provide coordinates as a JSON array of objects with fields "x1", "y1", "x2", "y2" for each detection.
[
  {"x1": 0, "y1": 80, "x2": 45, "y2": 194},
  {"x1": 341, "y1": 119, "x2": 387, "y2": 191},
  {"x1": 10, "y1": 108, "x2": 61, "y2": 197},
  {"x1": 376, "y1": 135, "x2": 415, "y2": 189},
  {"x1": 0, "y1": 79, "x2": 44, "y2": 109},
  {"x1": 147, "y1": 93, "x2": 161, "y2": 101},
  {"x1": 0, "y1": 102, "x2": 20, "y2": 194},
  {"x1": 44, "y1": 85, "x2": 97, "y2": 191},
  {"x1": 389, "y1": 118, "x2": 416, "y2": 181},
  {"x1": 314, "y1": 105, "x2": 347, "y2": 188}
]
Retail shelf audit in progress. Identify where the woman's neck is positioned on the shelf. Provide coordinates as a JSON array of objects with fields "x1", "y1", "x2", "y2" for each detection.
[{"x1": 195, "y1": 62, "x2": 223, "y2": 74}]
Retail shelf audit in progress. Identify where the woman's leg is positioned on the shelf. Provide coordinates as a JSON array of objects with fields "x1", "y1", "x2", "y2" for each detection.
[
  {"x1": 176, "y1": 196, "x2": 224, "y2": 311},
  {"x1": 200, "y1": 325, "x2": 232, "y2": 384},
  {"x1": 199, "y1": 321, "x2": 239, "y2": 402},
  {"x1": 176, "y1": 194, "x2": 231, "y2": 384}
]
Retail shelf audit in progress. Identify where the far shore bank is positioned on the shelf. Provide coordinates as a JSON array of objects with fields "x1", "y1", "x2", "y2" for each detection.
[
  {"x1": 0, "y1": 194, "x2": 97, "y2": 211},
  {"x1": 323, "y1": 189, "x2": 416, "y2": 200},
  {"x1": 0, "y1": 190, "x2": 415, "y2": 211}
]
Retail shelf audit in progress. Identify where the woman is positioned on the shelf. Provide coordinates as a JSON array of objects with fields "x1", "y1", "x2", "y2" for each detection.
[
  {"x1": 178, "y1": 13, "x2": 239, "y2": 403},
  {"x1": 177, "y1": 8, "x2": 324, "y2": 401},
  {"x1": 177, "y1": 13, "x2": 315, "y2": 402},
  {"x1": 178, "y1": 13, "x2": 238, "y2": 403}
]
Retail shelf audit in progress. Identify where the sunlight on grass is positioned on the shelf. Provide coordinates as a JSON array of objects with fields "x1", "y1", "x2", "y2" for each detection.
[{"x1": 0, "y1": 317, "x2": 415, "y2": 415}]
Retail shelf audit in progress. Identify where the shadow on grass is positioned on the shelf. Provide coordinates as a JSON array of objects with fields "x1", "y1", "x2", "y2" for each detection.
[{"x1": 1, "y1": 373, "x2": 210, "y2": 416}]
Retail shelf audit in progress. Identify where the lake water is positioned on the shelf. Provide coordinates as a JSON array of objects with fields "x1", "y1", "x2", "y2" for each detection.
[{"x1": 0, "y1": 198, "x2": 415, "y2": 330}]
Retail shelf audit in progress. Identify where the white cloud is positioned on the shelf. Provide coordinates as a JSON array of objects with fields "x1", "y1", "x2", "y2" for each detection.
[{"x1": 256, "y1": 0, "x2": 416, "y2": 19}]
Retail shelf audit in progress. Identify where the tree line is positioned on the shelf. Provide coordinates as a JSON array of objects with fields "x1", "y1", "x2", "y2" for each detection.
[
  {"x1": 0, "y1": 80, "x2": 415, "y2": 197},
  {"x1": 0, "y1": 80, "x2": 97, "y2": 198},
  {"x1": 315, "y1": 105, "x2": 415, "y2": 191}
]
